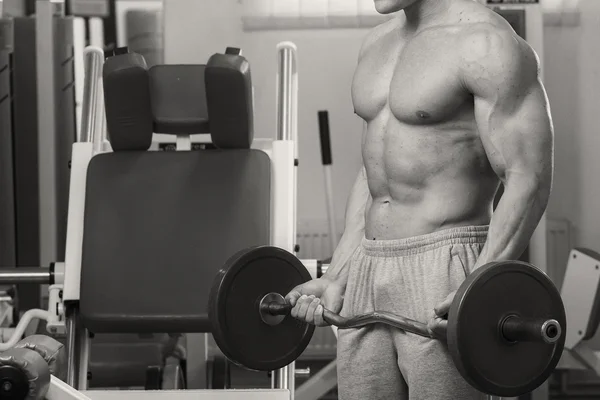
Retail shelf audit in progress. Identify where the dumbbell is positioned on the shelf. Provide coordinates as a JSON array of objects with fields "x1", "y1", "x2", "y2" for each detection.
[{"x1": 209, "y1": 246, "x2": 566, "y2": 397}]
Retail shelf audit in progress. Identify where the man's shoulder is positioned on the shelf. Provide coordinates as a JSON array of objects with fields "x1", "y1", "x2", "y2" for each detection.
[
  {"x1": 358, "y1": 17, "x2": 400, "y2": 59},
  {"x1": 453, "y1": 13, "x2": 539, "y2": 86}
]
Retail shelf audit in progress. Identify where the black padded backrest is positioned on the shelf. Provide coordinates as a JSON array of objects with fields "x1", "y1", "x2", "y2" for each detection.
[
  {"x1": 80, "y1": 150, "x2": 271, "y2": 333},
  {"x1": 149, "y1": 65, "x2": 210, "y2": 134}
]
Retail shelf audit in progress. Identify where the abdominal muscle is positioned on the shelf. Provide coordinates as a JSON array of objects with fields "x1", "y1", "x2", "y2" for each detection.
[{"x1": 363, "y1": 110, "x2": 499, "y2": 241}]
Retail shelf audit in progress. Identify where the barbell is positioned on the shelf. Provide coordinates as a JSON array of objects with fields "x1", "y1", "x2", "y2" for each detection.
[{"x1": 209, "y1": 246, "x2": 566, "y2": 397}]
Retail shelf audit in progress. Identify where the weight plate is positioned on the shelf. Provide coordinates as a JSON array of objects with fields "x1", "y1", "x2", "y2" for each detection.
[
  {"x1": 209, "y1": 246, "x2": 315, "y2": 371},
  {"x1": 447, "y1": 261, "x2": 566, "y2": 397}
]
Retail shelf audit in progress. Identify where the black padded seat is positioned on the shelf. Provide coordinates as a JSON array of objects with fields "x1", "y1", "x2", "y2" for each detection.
[
  {"x1": 80, "y1": 150, "x2": 271, "y2": 333},
  {"x1": 89, "y1": 334, "x2": 175, "y2": 388}
]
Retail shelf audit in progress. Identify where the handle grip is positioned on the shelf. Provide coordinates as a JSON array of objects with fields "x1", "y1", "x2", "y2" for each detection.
[{"x1": 318, "y1": 111, "x2": 332, "y2": 166}]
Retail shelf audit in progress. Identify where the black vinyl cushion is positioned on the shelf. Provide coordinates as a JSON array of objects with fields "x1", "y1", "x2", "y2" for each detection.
[
  {"x1": 103, "y1": 53, "x2": 153, "y2": 151},
  {"x1": 80, "y1": 150, "x2": 271, "y2": 333},
  {"x1": 149, "y1": 65, "x2": 210, "y2": 134},
  {"x1": 205, "y1": 53, "x2": 253, "y2": 149}
]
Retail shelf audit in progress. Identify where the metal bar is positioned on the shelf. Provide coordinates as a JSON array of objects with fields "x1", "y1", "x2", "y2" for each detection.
[
  {"x1": 185, "y1": 333, "x2": 208, "y2": 389},
  {"x1": 95, "y1": 77, "x2": 106, "y2": 146},
  {"x1": 66, "y1": 308, "x2": 80, "y2": 388},
  {"x1": 296, "y1": 360, "x2": 337, "y2": 400},
  {"x1": 317, "y1": 111, "x2": 338, "y2": 253},
  {"x1": 0, "y1": 308, "x2": 52, "y2": 351},
  {"x1": 79, "y1": 46, "x2": 103, "y2": 143},
  {"x1": 0, "y1": 267, "x2": 50, "y2": 283},
  {"x1": 323, "y1": 166, "x2": 338, "y2": 252},
  {"x1": 276, "y1": 43, "x2": 295, "y2": 141},
  {"x1": 273, "y1": 366, "x2": 289, "y2": 391},
  {"x1": 77, "y1": 326, "x2": 90, "y2": 390}
]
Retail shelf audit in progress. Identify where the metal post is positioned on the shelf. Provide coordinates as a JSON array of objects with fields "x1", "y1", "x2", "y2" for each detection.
[
  {"x1": 76, "y1": 325, "x2": 90, "y2": 390},
  {"x1": 64, "y1": 44, "x2": 103, "y2": 390},
  {"x1": 318, "y1": 111, "x2": 338, "y2": 253},
  {"x1": 79, "y1": 47, "x2": 103, "y2": 144},
  {"x1": 276, "y1": 44, "x2": 296, "y2": 142},
  {"x1": 65, "y1": 307, "x2": 80, "y2": 388},
  {"x1": 275, "y1": 42, "x2": 299, "y2": 398}
]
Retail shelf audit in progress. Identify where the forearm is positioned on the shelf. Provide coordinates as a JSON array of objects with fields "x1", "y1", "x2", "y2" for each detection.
[
  {"x1": 476, "y1": 175, "x2": 551, "y2": 268},
  {"x1": 323, "y1": 167, "x2": 370, "y2": 285}
]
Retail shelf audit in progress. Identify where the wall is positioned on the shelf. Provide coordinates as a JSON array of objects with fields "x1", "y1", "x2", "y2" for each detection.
[
  {"x1": 163, "y1": 0, "x2": 244, "y2": 63},
  {"x1": 544, "y1": 1, "x2": 598, "y2": 252}
]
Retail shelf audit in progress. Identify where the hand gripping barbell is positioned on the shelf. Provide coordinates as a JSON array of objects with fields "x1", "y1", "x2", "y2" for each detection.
[{"x1": 209, "y1": 246, "x2": 566, "y2": 397}]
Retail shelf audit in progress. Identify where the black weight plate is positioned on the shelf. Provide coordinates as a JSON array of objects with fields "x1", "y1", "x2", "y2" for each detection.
[
  {"x1": 209, "y1": 246, "x2": 315, "y2": 372},
  {"x1": 447, "y1": 261, "x2": 566, "y2": 397}
]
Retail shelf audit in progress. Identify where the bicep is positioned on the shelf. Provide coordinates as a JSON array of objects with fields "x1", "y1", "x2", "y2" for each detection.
[
  {"x1": 475, "y1": 79, "x2": 553, "y2": 184},
  {"x1": 464, "y1": 31, "x2": 554, "y2": 184}
]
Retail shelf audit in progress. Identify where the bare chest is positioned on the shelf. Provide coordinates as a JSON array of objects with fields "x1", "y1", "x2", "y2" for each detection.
[{"x1": 352, "y1": 31, "x2": 471, "y2": 125}]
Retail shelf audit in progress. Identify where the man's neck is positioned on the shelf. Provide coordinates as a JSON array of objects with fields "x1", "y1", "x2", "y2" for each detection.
[{"x1": 403, "y1": 0, "x2": 456, "y2": 30}]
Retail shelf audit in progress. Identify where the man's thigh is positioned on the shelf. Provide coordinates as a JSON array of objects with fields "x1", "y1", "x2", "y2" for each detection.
[
  {"x1": 337, "y1": 325, "x2": 407, "y2": 400},
  {"x1": 395, "y1": 334, "x2": 486, "y2": 400}
]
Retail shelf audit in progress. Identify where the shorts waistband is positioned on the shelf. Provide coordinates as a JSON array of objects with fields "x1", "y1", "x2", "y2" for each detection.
[{"x1": 361, "y1": 225, "x2": 489, "y2": 257}]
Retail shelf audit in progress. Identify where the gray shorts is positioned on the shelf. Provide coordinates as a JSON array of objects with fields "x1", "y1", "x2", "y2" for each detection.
[{"x1": 337, "y1": 225, "x2": 489, "y2": 400}]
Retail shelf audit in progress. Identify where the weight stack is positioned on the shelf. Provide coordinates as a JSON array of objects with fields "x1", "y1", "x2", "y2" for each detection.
[
  {"x1": 0, "y1": 16, "x2": 17, "y2": 272},
  {"x1": 126, "y1": 9, "x2": 163, "y2": 68},
  {"x1": 11, "y1": 13, "x2": 76, "y2": 309}
]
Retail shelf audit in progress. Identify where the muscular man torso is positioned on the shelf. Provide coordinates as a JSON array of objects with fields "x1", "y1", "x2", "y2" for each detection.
[{"x1": 353, "y1": 3, "x2": 515, "y2": 240}]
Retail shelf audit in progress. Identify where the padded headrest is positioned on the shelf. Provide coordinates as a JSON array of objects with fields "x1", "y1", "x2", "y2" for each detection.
[
  {"x1": 205, "y1": 52, "x2": 254, "y2": 149},
  {"x1": 103, "y1": 52, "x2": 153, "y2": 151},
  {"x1": 103, "y1": 50, "x2": 254, "y2": 148},
  {"x1": 149, "y1": 65, "x2": 210, "y2": 134}
]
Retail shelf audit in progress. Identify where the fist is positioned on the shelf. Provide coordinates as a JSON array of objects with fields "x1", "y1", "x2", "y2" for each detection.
[
  {"x1": 427, "y1": 290, "x2": 456, "y2": 340},
  {"x1": 285, "y1": 278, "x2": 345, "y2": 326}
]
